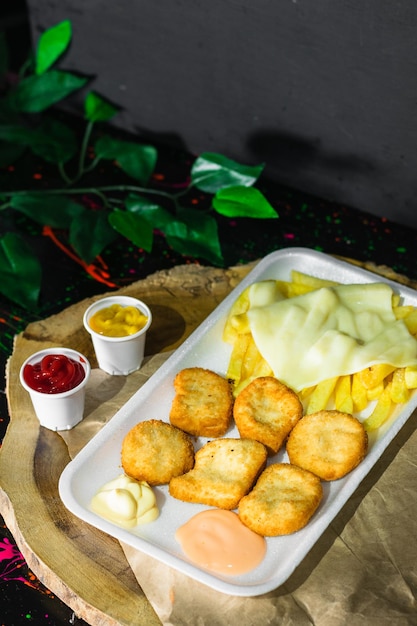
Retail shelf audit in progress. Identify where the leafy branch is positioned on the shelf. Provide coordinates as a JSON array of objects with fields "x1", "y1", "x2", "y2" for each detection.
[{"x1": 0, "y1": 20, "x2": 278, "y2": 310}]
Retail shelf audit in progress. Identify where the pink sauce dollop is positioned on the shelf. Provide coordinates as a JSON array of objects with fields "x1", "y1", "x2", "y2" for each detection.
[
  {"x1": 175, "y1": 509, "x2": 266, "y2": 576},
  {"x1": 23, "y1": 354, "x2": 85, "y2": 394}
]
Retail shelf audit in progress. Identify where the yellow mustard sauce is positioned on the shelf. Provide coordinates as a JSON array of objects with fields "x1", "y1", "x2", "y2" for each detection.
[{"x1": 89, "y1": 304, "x2": 148, "y2": 337}]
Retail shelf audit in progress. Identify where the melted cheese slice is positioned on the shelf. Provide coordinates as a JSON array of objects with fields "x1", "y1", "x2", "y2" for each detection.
[{"x1": 246, "y1": 282, "x2": 417, "y2": 391}]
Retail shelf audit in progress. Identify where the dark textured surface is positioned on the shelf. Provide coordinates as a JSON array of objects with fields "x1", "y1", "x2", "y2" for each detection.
[{"x1": 26, "y1": 0, "x2": 417, "y2": 229}]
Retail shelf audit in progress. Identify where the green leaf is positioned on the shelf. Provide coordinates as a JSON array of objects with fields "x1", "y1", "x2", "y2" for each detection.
[
  {"x1": 10, "y1": 193, "x2": 85, "y2": 228},
  {"x1": 10, "y1": 70, "x2": 88, "y2": 113},
  {"x1": 30, "y1": 118, "x2": 78, "y2": 164},
  {"x1": 0, "y1": 124, "x2": 39, "y2": 145},
  {"x1": 108, "y1": 209, "x2": 154, "y2": 251},
  {"x1": 36, "y1": 20, "x2": 72, "y2": 75},
  {"x1": 94, "y1": 135, "x2": 157, "y2": 184},
  {"x1": 69, "y1": 210, "x2": 118, "y2": 263},
  {"x1": 191, "y1": 152, "x2": 264, "y2": 194},
  {"x1": 125, "y1": 193, "x2": 173, "y2": 229},
  {"x1": 0, "y1": 119, "x2": 77, "y2": 164},
  {"x1": 212, "y1": 186, "x2": 278, "y2": 219},
  {"x1": 0, "y1": 232, "x2": 41, "y2": 309},
  {"x1": 164, "y1": 209, "x2": 224, "y2": 265},
  {"x1": 85, "y1": 91, "x2": 118, "y2": 122}
]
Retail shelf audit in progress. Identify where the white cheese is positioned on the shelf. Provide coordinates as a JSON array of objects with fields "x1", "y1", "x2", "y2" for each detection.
[{"x1": 245, "y1": 282, "x2": 417, "y2": 391}]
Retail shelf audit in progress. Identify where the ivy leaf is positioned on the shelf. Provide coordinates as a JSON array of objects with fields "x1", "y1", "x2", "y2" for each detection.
[
  {"x1": 212, "y1": 186, "x2": 278, "y2": 219},
  {"x1": 70, "y1": 210, "x2": 118, "y2": 263},
  {"x1": 94, "y1": 135, "x2": 157, "y2": 184},
  {"x1": 0, "y1": 124, "x2": 39, "y2": 145},
  {"x1": 85, "y1": 91, "x2": 119, "y2": 122},
  {"x1": 108, "y1": 209, "x2": 154, "y2": 251},
  {"x1": 0, "y1": 119, "x2": 77, "y2": 164},
  {"x1": 191, "y1": 152, "x2": 264, "y2": 194},
  {"x1": 9, "y1": 70, "x2": 88, "y2": 113},
  {"x1": 10, "y1": 193, "x2": 85, "y2": 228},
  {"x1": 164, "y1": 209, "x2": 224, "y2": 266},
  {"x1": 125, "y1": 193, "x2": 173, "y2": 229},
  {"x1": 30, "y1": 118, "x2": 78, "y2": 164},
  {"x1": 0, "y1": 232, "x2": 41, "y2": 309},
  {"x1": 36, "y1": 20, "x2": 72, "y2": 75}
]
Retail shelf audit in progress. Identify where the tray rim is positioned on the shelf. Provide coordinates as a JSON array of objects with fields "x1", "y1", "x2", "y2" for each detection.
[{"x1": 59, "y1": 247, "x2": 417, "y2": 597}]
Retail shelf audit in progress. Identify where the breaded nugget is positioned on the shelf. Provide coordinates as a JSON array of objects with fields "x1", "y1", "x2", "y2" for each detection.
[
  {"x1": 121, "y1": 419, "x2": 195, "y2": 486},
  {"x1": 169, "y1": 367, "x2": 233, "y2": 438},
  {"x1": 169, "y1": 438, "x2": 267, "y2": 509},
  {"x1": 286, "y1": 410, "x2": 368, "y2": 481},
  {"x1": 233, "y1": 376, "x2": 303, "y2": 454},
  {"x1": 238, "y1": 463, "x2": 323, "y2": 536}
]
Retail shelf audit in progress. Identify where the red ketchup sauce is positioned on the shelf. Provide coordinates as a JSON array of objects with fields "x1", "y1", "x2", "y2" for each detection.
[{"x1": 23, "y1": 354, "x2": 85, "y2": 394}]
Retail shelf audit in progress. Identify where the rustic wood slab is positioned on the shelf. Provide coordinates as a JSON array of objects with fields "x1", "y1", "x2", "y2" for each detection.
[
  {"x1": 1, "y1": 257, "x2": 416, "y2": 625},
  {"x1": 0, "y1": 262, "x2": 255, "y2": 626}
]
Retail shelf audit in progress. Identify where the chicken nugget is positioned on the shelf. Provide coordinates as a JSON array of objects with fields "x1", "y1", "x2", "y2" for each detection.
[
  {"x1": 233, "y1": 376, "x2": 303, "y2": 454},
  {"x1": 238, "y1": 463, "x2": 323, "y2": 536},
  {"x1": 169, "y1": 438, "x2": 267, "y2": 509},
  {"x1": 121, "y1": 419, "x2": 195, "y2": 486},
  {"x1": 169, "y1": 367, "x2": 233, "y2": 438},
  {"x1": 286, "y1": 410, "x2": 368, "y2": 481}
]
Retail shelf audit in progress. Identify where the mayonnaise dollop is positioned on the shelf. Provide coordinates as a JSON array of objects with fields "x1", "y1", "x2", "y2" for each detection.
[{"x1": 91, "y1": 474, "x2": 159, "y2": 528}]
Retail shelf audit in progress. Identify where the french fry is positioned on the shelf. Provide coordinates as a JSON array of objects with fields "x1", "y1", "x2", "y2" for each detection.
[
  {"x1": 226, "y1": 333, "x2": 250, "y2": 386},
  {"x1": 334, "y1": 375, "x2": 353, "y2": 414},
  {"x1": 393, "y1": 304, "x2": 416, "y2": 320},
  {"x1": 290, "y1": 270, "x2": 339, "y2": 289},
  {"x1": 363, "y1": 382, "x2": 393, "y2": 431},
  {"x1": 306, "y1": 377, "x2": 338, "y2": 414},
  {"x1": 366, "y1": 381, "x2": 385, "y2": 401},
  {"x1": 351, "y1": 372, "x2": 368, "y2": 412},
  {"x1": 390, "y1": 368, "x2": 410, "y2": 403},
  {"x1": 225, "y1": 269, "x2": 417, "y2": 431},
  {"x1": 241, "y1": 336, "x2": 264, "y2": 381},
  {"x1": 358, "y1": 364, "x2": 396, "y2": 389},
  {"x1": 229, "y1": 312, "x2": 251, "y2": 335},
  {"x1": 402, "y1": 310, "x2": 417, "y2": 336},
  {"x1": 223, "y1": 286, "x2": 251, "y2": 344},
  {"x1": 405, "y1": 365, "x2": 417, "y2": 388}
]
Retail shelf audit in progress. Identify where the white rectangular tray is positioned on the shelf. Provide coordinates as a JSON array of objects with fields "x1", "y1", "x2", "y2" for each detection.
[{"x1": 59, "y1": 247, "x2": 417, "y2": 596}]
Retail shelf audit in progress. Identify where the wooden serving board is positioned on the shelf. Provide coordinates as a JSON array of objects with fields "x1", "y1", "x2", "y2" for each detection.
[
  {"x1": 0, "y1": 262, "x2": 255, "y2": 626},
  {"x1": 1, "y1": 257, "x2": 416, "y2": 625}
]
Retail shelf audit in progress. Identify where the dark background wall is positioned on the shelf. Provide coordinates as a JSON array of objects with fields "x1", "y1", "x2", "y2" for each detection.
[{"x1": 10, "y1": 1, "x2": 417, "y2": 228}]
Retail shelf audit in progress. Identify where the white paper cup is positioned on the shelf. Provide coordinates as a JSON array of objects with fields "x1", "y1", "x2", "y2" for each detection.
[
  {"x1": 20, "y1": 347, "x2": 91, "y2": 431},
  {"x1": 83, "y1": 295, "x2": 152, "y2": 375}
]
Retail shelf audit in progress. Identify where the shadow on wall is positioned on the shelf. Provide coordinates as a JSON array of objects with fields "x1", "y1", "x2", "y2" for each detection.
[{"x1": 247, "y1": 129, "x2": 375, "y2": 178}]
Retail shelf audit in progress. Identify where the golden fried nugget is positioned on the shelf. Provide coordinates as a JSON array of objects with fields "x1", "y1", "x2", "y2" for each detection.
[
  {"x1": 233, "y1": 376, "x2": 303, "y2": 454},
  {"x1": 121, "y1": 419, "x2": 195, "y2": 486},
  {"x1": 169, "y1": 438, "x2": 267, "y2": 509},
  {"x1": 169, "y1": 367, "x2": 233, "y2": 438},
  {"x1": 286, "y1": 410, "x2": 368, "y2": 481},
  {"x1": 238, "y1": 463, "x2": 323, "y2": 536}
]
